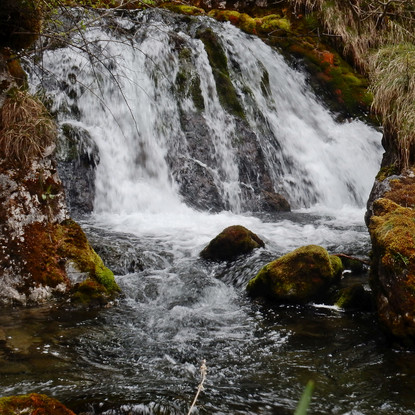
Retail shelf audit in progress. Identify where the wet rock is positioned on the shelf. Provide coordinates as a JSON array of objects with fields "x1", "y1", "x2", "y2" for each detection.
[
  {"x1": 201, "y1": 225, "x2": 265, "y2": 261},
  {"x1": 369, "y1": 197, "x2": 415, "y2": 345},
  {"x1": 85, "y1": 228, "x2": 145, "y2": 275},
  {"x1": 0, "y1": 127, "x2": 117, "y2": 306},
  {"x1": 261, "y1": 190, "x2": 291, "y2": 212},
  {"x1": 0, "y1": 393, "x2": 76, "y2": 415},
  {"x1": 56, "y1": 123, "x2": 99, "y2": 216},
  {"x1": 334, "y1": 283, "x2": 374, "y2": 311},
  {"x1": 247, "y1": 245, "x2": 343, "y2": 304}
]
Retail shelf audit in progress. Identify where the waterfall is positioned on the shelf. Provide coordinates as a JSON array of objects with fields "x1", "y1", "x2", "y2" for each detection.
[
  {"x1": 12, "y1": 11, "x2": 408, "y2": 415},
  {"x1": 30, "y1": 9, "x2": 382, "y2": 216}
]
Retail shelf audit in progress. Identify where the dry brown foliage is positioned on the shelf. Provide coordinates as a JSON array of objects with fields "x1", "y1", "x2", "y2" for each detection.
[{"x1": 0, "y1": 89, "x2": 57, "y2": 165}]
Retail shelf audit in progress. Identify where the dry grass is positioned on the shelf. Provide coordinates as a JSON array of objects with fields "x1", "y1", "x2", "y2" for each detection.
[
  {"x1": 370, "y1": 43, "x2": 415, "y2": 169},
  {"x1": 0, "y1": 89, "x2": 57, "y2": 165}
]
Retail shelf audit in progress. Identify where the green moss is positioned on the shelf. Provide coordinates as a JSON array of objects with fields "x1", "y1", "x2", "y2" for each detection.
[
  {"x1": 376, "y1": 164, "x2": 398, "y2": 181},
  {"x1": 196, "y1": 28, "x2": 244, "y2": 119},
  {"x1": 329, "y1": 255, "x2": 343, "y2": 278},
  {"x1": 239, "y1": 13, "x2": 257, "y2": 34},
  {"x1": 208, "y1": 10, "x2": 241, "y2": 25},
  {"x1": 260, "y1": 66, "x2": 271, "y2": 97},
  {"x1": 175, "y1": 49, "x2": 205, "y2": 112},
  {"x1": 161, "y1": 2, "x2": 205, "y2": 16},
  {"x1": 189, "y1": 77, "x2": 205, "y2": 111},
  {"x1": 259, "y1": 15, "x2": 291, "y2": 33},
  {"x1": 0, "y1": 393, "x2": 75, "y2": 415},
  {"x1": 247, "y1": 245, "x2": 342, "y2": 303},
  {"x1": 56, "y1": 219, "x2": 120, "y2": 298}
]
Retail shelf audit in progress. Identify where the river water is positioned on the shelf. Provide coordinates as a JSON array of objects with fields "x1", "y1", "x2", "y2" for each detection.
[{"x1": 2, "y1": 8, "x2": 415, "y2": 415}]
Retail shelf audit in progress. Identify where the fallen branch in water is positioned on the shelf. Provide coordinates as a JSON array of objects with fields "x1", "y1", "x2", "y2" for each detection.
[
  {"x1": 187, "y1": 359, "x2": 207, "y2": 415},
  {"x1": 334, "y1": 253, "x2": 370, "y2": 266}
]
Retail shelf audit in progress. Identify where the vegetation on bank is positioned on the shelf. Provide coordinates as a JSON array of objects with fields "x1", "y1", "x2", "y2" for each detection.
[
  {"x1": 292, "y1": 0, "x2": 415, "y2": 171},
  {"x1": 0, "y1": 89, "x2": 56, "y2": 166}
]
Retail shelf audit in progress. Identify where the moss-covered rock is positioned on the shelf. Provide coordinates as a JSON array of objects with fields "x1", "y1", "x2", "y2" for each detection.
[
  {"x1": 200, "y1": 225, "x2": 264, "y2": 261},
  {"x1": 0, "y1": 393, "x2": 76, "y2": 415},
  {"x1": 369, "y1": 197, "x2": 415, "y2": 344},
  {"x1": 247, "y1": 245, "x2": 343, "y2": 304},
  {"x1": 196, "y1": 28, "x2": 245, "y2": 119},
  {"x1": 0, "y1": 140, "x2": 118, "y2": 306}
]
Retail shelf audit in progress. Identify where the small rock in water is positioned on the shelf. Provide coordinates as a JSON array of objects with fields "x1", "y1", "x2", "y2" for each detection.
[{"x1": 200, "y1": 225, "x2": 265, "y2": 261}]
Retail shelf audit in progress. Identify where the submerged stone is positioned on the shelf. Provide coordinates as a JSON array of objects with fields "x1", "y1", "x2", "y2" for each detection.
[
  {"x1": 247, "y1": 245, "x2": 342, "y2": 304},
  {"x1": 0, "y1": 393, "x2": 75, "y2": 415},
  {"x1": 335, "y1": 284, "x2": 373, "y2": 311},
  {"x1": 200, "y1": 225, "x2": 264, "y2": 261}
]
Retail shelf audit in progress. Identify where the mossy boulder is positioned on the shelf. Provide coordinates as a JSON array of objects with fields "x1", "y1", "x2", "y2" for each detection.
[
  {"x1": 200, "y1": 225, "x2": 264, "y2": 261},
  {"x1": 369, "y1": 197, "x2": 415, "y2": 345},
  {"x1": 161, "y1": 2, "x2": 205, "y2": 16},
  {"x1": 0, "y1": 393, "x2": 75, "y2": 415},
  {"x1": 0, "y1": 153, "x2": 119, "y2": 306},
  {"x1": 247, "y1": 245, "x2": 343, "y2": 304}
]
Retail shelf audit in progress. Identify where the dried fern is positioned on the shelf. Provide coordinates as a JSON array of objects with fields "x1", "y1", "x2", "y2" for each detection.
[{"x1": 0, "y1": 89, "x2": 57, "y2": 165}]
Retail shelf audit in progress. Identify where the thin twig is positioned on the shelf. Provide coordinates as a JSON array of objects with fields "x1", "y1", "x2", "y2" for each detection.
[{"x1": 187, "y1": 359, "x2": 207, "y2": 415}]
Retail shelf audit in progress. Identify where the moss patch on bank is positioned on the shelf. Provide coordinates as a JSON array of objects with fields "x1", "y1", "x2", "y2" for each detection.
[{"x1": 16, "y1": 219, "x2": 119, "y2": 305}]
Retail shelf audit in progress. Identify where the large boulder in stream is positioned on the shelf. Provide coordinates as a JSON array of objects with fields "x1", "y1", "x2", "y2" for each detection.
[
  {"x1": 200, "y1": 225, "x2": 265, "y2": 261},
  {"x1": 247, "y1": 245, "x2": 343, "y2": 304},
  {"x1": 366, "y1": 170, "x2": 415, "y2": 345},
  {"x1": 369, "y1": 196, "x2": 415, "y2": 345},
  {"x1": 0, "y1": 393, "x2": 76, "y2": 415}
]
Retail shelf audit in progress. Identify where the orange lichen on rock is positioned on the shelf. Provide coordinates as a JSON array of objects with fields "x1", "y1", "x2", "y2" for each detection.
[{"x1": 0, "y1": 393, "x2": 76, "y2": 415}]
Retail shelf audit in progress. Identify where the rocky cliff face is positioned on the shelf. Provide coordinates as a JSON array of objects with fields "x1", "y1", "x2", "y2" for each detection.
[{"x1": 0, "y1": 50, "x2": 118, "y2": 307}]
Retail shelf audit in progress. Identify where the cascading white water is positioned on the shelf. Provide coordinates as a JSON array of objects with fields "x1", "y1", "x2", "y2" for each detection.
[
  {"x1": 218, "y1": 24, "x2": 381, "y2": 208},
  {"x1": 32, "y1": 9, "x2": 382, "y2": 219}
]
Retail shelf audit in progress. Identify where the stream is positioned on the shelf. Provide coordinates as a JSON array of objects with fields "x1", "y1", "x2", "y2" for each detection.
[{"x1": 2, "y1": 7, "x2": 415, "y2": 415}]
